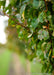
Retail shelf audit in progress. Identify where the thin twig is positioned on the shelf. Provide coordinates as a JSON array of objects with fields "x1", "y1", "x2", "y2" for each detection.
[{"x1": 4, "y1": 13, "x2": 30, "y2": 31}]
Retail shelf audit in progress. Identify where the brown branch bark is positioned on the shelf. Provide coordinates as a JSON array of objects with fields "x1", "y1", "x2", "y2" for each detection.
[
  {"x1": 4, "y1": 13, "x2": 30, "y2": 32},
  {"x1": 44, "y1": 0, "x2": 49, "y2": 29},
  {"x1": 44, "y1": 0, "x2": 48, "y2": 12}
]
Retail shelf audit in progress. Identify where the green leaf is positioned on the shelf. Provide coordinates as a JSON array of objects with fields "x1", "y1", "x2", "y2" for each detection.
[
  {"x1": 42, "y1": 42, "x2": 51, "y2": 51},
  {"x1": 38, "y1": 29, "x2": 49, "y2": 40},
  {"x1": 31, "y1": 18, "x2": 39, "y2": 30},
  {"x1": 36, "y1": 49, "x2": 44, "y2": 59},
  {"x1": 18, "y1": 31, "x2": 23, "y2": 39},
  {"x1": 46, "y1": 42, "x2": 51, "y2": 51},
  {"x1": 20, "y1": 4, "x2": 26, "y2": 15},
  {"x1": 33, "y1": 0, "x2": 39, "y2": 9},
  {"x1": 38, "y1": 12, "x2": 46, "y2": 23},
  {"x1": 10, "y1": 0, "x2": 17, "y2": 5}
]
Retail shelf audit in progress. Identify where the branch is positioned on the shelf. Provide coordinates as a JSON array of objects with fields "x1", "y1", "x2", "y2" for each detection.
[
  {"x1": 4, "y1": 13, "x2": 30, "y2": 32},
  {"x1": 44, "y1": 0, "x2": 48, "y2": 12},
  {"x1": 44, "y1": 0, "x2": 50, "y2": 30}
]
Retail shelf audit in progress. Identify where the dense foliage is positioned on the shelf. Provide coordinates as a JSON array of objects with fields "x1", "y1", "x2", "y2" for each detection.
[{"x1": 0, "y1": 0, "x2": 54, "y2": 73}]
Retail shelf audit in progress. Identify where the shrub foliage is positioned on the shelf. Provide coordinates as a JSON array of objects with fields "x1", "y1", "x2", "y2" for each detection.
[{"x1": 0, "y1": 0, "x2": 54, "y2": 73}]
